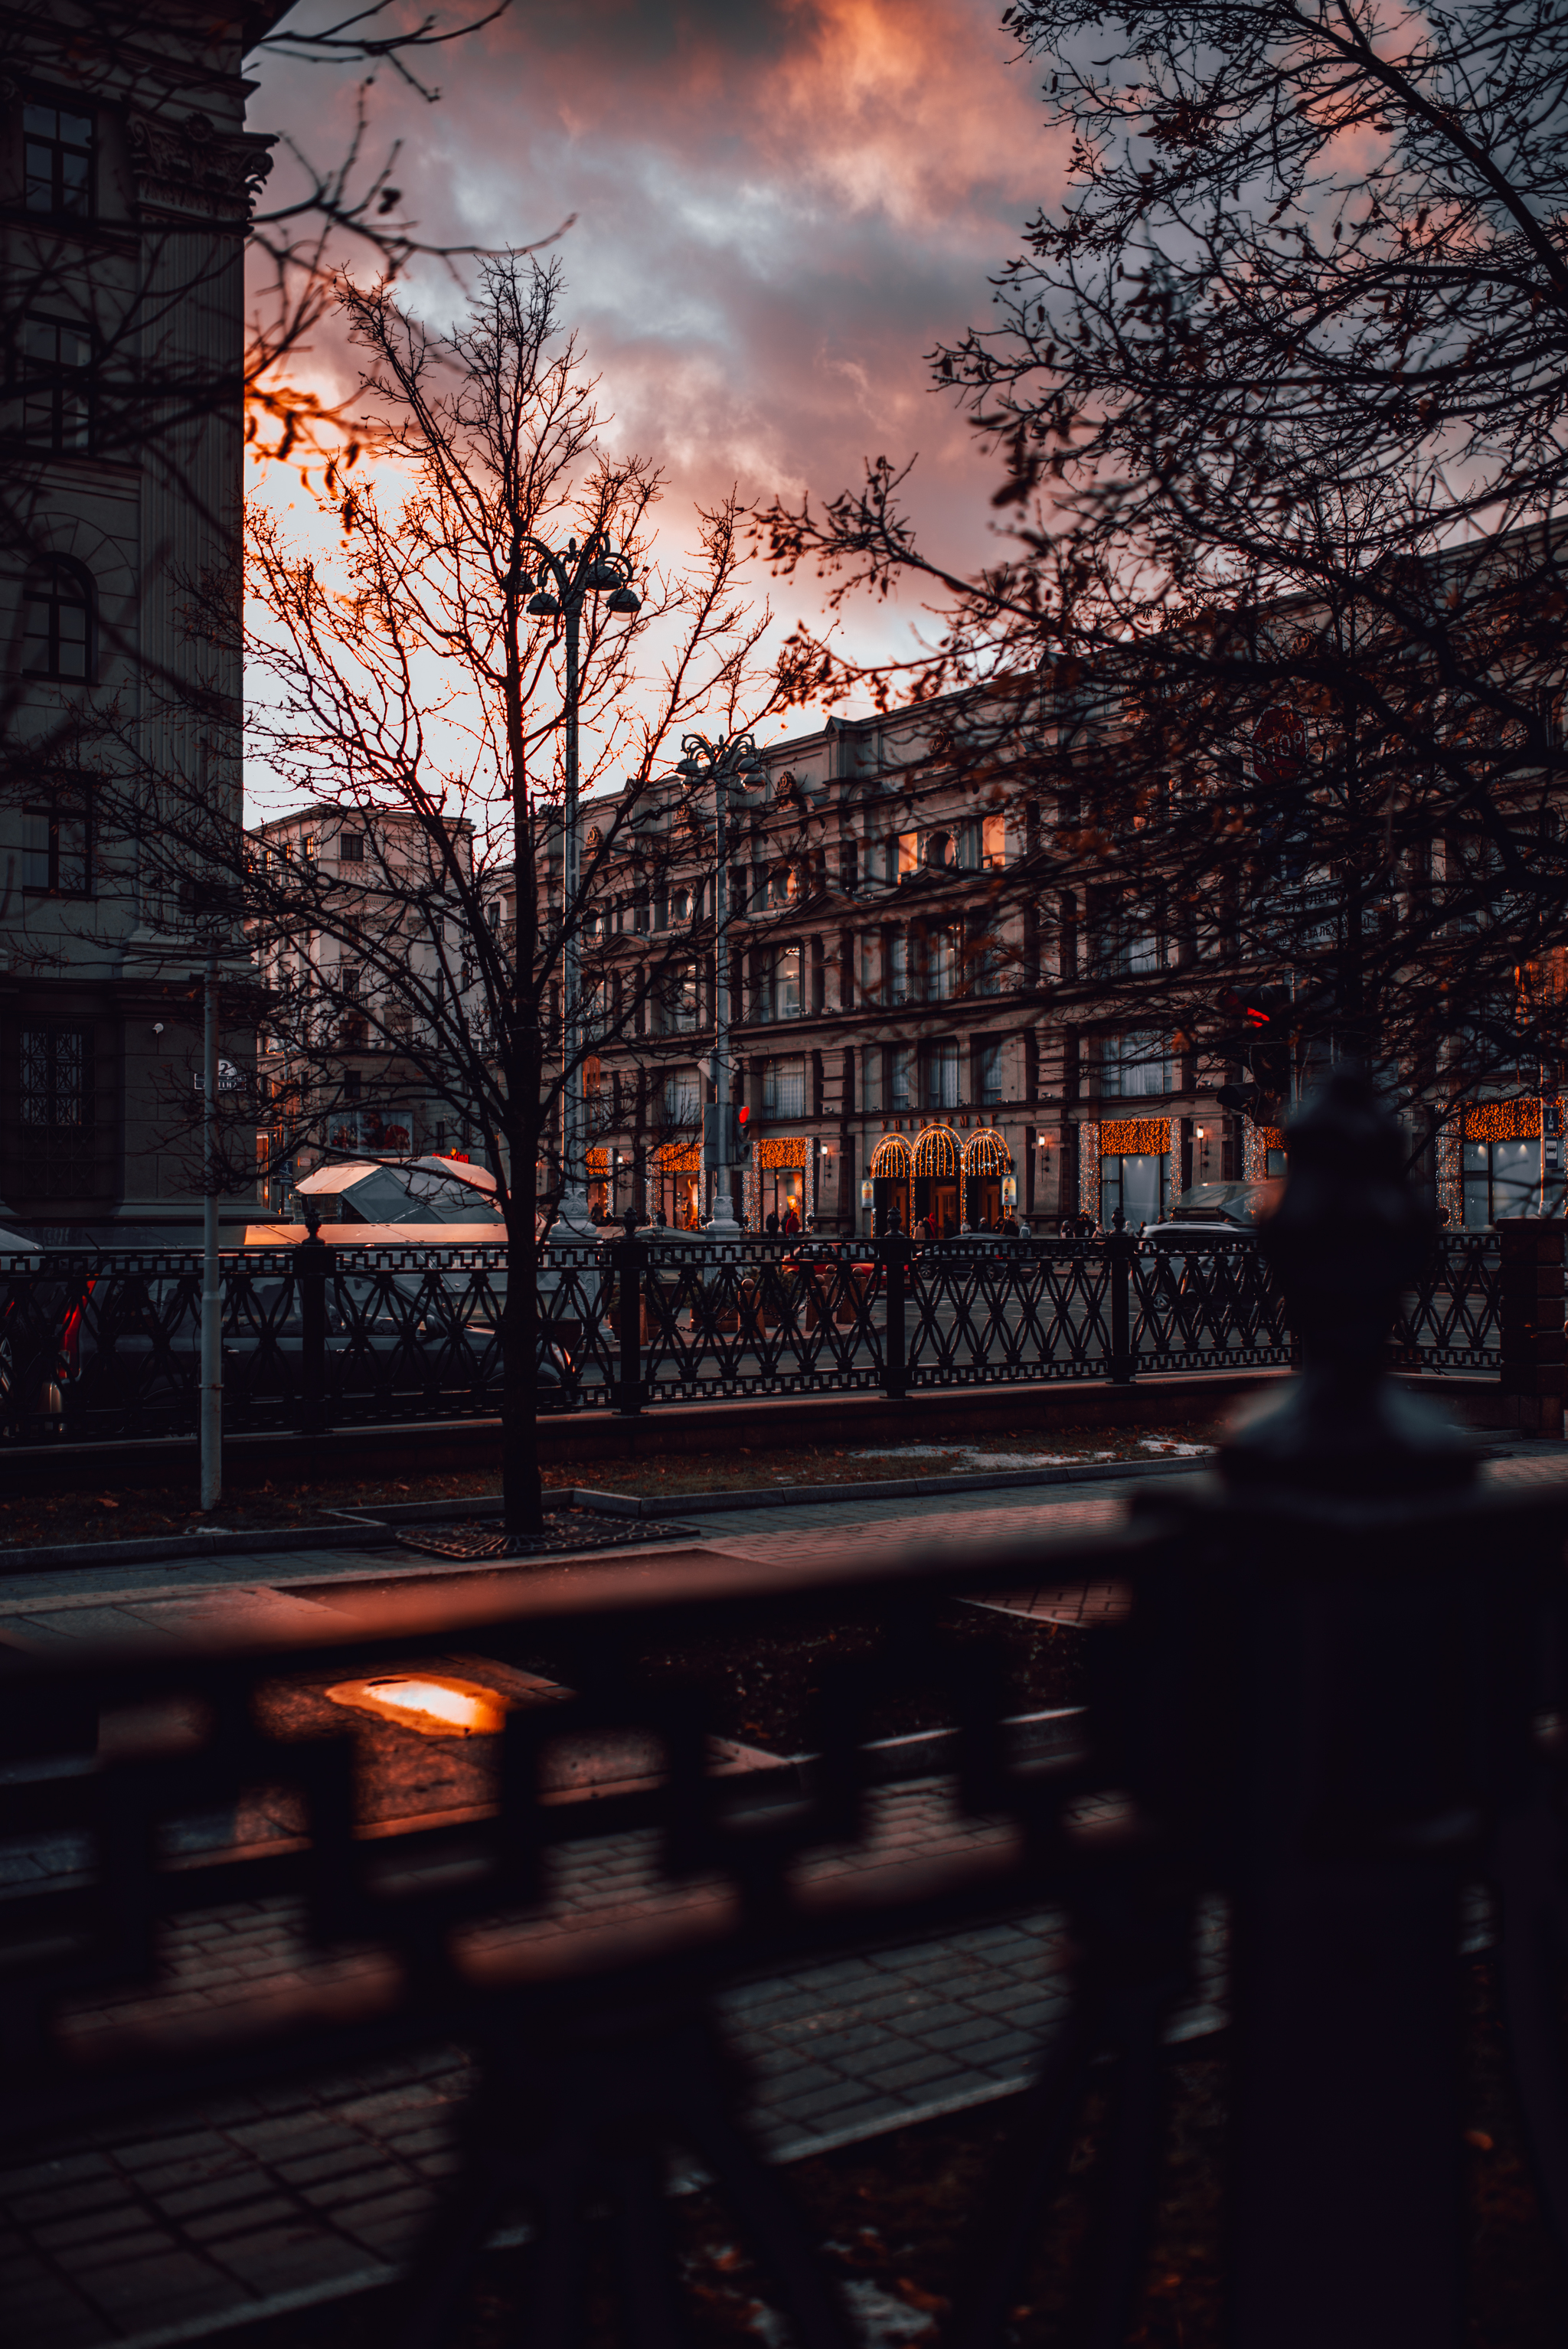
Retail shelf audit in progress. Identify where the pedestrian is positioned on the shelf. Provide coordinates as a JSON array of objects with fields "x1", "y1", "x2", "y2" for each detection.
[
  {"x1": 765, "y1": 1210, "x2": 780, "y2": 1235},
  {"x1": 782, "y1": 1203, "x2": 801, "y2": 1235}
]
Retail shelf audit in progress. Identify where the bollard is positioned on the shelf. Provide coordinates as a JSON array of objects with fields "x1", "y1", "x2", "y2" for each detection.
[
  {"x1": 294, "y1": 1213, "x2": 335, "y2": 1437},
  {"x1": 1106, "y1": 1210, "x2": 1135, "y2": 1384},
  {"x1": 612, "y1": 1207, "x2": 643, "y2": 1416},
  {"x1": 880, "y1": 1227, "x2": 910, "y2": 1400},
  {"x1": 1498, "y1": 1217, "x2": 1566, "y2": 1438}
]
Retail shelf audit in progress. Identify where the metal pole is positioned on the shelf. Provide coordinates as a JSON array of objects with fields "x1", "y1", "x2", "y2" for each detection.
[
  {"x1": 551, "y1": 557, "x2": 593, "y2": 1239},
  {"x1": 200, "y1": 947, "x2": 221, "y2": 1511}
]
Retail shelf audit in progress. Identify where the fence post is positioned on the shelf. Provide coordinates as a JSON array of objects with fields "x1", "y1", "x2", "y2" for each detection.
[
  {"x1": 295, "y1": 1218, "x2": 335, "y2": 1437},
  {"x1": 881, "y1": 1230, "x2": 910, "y2": 1400},
  {"x1": 1107, "y1": 1214, "x2": 1135, "y2": 1384},
  {"x1": 1498, "y1": 1217, "x2": 1565, "y2": 1437},
  {"x1": 614, "y1": 1207, "x2": 643, "y2": 1416}
]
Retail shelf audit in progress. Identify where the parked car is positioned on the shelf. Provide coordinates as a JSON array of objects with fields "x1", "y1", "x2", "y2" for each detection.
[{"x1": 1145, "y1": 1180, "x2": 1283, "y2": 1245}]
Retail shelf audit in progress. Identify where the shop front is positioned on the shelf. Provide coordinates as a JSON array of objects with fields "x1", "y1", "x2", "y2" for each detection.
[
  {"x1": 962, "y1": 1126, "x2": 1013, "y2": 1230},
  {"x1": 912, "y1": 1124, "x2": 962, "y2": 1237},
  {"x1": 651, "y1": 1139, "x2": 703, "y2": 1230},
  {"x1": 868, "y1": 1132, "x2": 911, "y2": 1234},
  {"x1": 745, "y1": 1135, "x2": 812, "y2": 1231},
  {"x1": 588, "y1": 1148, "x2": 609, "y2": 1224},
  {"x1": 1440, "y1": 1097, "x2": 1566, "y2": 1227},
  {"x1": 1078, "y1": 1117, "x2": 1176, "y2": 1231}
]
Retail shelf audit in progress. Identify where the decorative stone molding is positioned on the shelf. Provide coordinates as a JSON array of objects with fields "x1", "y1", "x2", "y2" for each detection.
[{"x1": 128, "y1": 113, "x2": 275, "y2": 217}]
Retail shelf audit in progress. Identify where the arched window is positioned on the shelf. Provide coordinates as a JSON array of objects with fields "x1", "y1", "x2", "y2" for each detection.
[{"x1": 22, "y1": 558, "x2": 92, "y2": 681}]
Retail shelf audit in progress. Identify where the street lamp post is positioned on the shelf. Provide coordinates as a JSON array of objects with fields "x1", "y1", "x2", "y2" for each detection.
[
  {"x1": 677, "y1": 733, "x2": 764, "y2": 1233},
  {"x1": 518, "y1": 534, "x2": 641, "y2": 1242}
]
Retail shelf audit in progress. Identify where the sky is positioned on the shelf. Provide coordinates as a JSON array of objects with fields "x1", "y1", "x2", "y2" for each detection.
[{"x1": 245, "y1": 0, "x2": 1070, "y2": 753}]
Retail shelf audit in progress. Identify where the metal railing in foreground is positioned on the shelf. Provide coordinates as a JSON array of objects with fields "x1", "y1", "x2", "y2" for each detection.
[
  {"x1": 0, "y1": 1217, "x2": 1505, "y2": 1446},
  {"x1": 0, "y1": 1073, "x2": 1565, "y2": 2347}
]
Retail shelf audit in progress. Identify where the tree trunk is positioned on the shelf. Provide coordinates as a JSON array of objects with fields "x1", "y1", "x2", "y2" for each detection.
[{"x1": 501, "y1": 1106, "x2": 544, "y2": 1539}]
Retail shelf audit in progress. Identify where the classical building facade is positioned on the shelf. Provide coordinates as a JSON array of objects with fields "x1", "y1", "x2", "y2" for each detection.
[
  {"x1": 567, "y1": 698, "x2": 1252, "y2": 1238},
  {"x1": 0, "y1": 6, "x2": 275, "y2": 1236},
  {"x1": 250, "y1": 804, "x2": 486, "y2": 1210}
]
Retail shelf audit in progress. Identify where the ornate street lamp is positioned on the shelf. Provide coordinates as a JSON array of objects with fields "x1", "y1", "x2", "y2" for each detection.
[
  {"x1": 675, "y1": 731, "x2": 765, "y2": 1233},
  {"x1": 518, "y1": 533, "x2": 641, "y2": 1240}
]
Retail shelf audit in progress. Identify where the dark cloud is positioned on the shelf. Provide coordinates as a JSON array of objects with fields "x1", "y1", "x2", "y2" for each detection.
[{"x1": 251, "y1": 0, "x2": 1064, "y2": 702}]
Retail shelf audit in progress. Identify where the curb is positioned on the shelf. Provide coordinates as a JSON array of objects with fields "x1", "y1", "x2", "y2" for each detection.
[
  {"x1": 0, "y1": 1457, "x2": 1210, "y2": 1576},
  {"x1": 570, "y1": 1451, "x2": 1217, "y2": 1517}
]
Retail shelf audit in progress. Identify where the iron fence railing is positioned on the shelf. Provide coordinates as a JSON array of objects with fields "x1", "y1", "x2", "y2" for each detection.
[{"x1": 0, "y1": 1226, "x2": 1504, "y2": 1446}]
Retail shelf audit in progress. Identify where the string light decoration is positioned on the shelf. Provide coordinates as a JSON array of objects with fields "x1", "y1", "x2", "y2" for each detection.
[
  {"x1": 1077, "y1": 1121, "x2": 1101, "y2": 1214},
  {"x1": 587, "y1": 1148, "x2": 609, "y2": 1176},
  {"x1": 1436, "y1": 1125, "x2": 1462, "y2": 1227},
  {"x1": 1462, "y1": 1097, "x2": 1559, "y2": 1142},
  {"x1": 912, "y1": 1124, "x2": 961, "y2": 1178},
  {"x1": 754, "y1": 1135, "x2": 808, "y2": 1169},
  {"x1": 652, "y1": 1139, "x2": 701, "y2": 1171},
  {"x1": 1099, "y1": 1118, "x2": 1171, "y2": 1158},
  {"x1": 870, "y1": 1135, "x2": 913, "y2": 1179},
  {"x1": 962, "y1": 1128, "x2": 1012, "y2": 1176}
]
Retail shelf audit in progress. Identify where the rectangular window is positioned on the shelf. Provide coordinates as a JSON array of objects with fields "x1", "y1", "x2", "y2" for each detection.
[
  {"x1": 897, "y1": 831, "x2": 919, "y2": 879},
  {"x1": 339, "y1": 831, "x2": 364, "y2": 863},
  {"x1": 978, "y1": 1041, "x2": 1004, "y2": 1105},
  {"x1": 24, "y1": 103, "x2": 93, "y2": 218},
  {"x1": 770, "y1": 943, "x2": 802, "y2": 1022},
  {"x1": 926, "y1": 925, "x2": 960, "y2": 1002},
  {"x1": 19, "y1": 1025, "x2": 93, "y2": 1194},
  {"x1": 889, "y1": 1045, "x2": 915, "y2": 1112},
  {"x1": 982, "y1": 813, "x2": 1006, "y2": 870},
  {"x1": 661, "y1": 1073, "x2": 698, "y2": 1126},
  {"x1": 21, "y1": 317, "x2": 91, "y2": 452},
  {"x1": 858, "y1": 932, "x2": 880, "y2": 1002},
  {"x1": 1102, "y1": 1031, "x2": 1168, "y2": 1098},
  {"x1": 863, "y1": 1047, "x2": 883, "y2": 1112},
  {"x1": 926, "y1": 1039, "x2": 959, "y2": 1109},
  {"x1": 21, "y1": 793, "x2": 91, "y2": 895},
  {"x1": 889, "y1": 933, "x2": 908, "y2": 1007},
  {"x1": 841, "y1": 837, "x2": 858, "y2": 890},
  {"x1": 659, "y1": 964, "x2": 698, "y2": 1032},
  {"x1": 762, "y1": 1057, "x2": 805, "y2": 1119},
  {"x1": 1463, "y1": 1137, "x2": 1543, "y2": 1227}
]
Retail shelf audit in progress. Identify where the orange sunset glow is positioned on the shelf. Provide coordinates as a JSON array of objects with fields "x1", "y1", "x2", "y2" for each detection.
[{"x1": 245, "y1": 0, "x2": 1070, "y2": 756}]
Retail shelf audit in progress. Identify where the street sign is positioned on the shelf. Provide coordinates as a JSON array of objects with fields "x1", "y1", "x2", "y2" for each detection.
[{"x1": 1253, "y1": 706, "x2": 1310, "y2": 789}]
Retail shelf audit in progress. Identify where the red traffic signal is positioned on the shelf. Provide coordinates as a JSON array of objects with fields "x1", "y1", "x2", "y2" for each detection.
[{"x1": 736, "y1": 1103, "x2": 750, "y2": 1129}]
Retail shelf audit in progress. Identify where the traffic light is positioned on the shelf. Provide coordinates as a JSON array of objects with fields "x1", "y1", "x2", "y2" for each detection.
[
  {"x1": 703, "y1": 1102, "x2": 752, "y2": 1168},
  {"x1": 1216, "y1": 983, "x2": 1293, "y2": 1125}
]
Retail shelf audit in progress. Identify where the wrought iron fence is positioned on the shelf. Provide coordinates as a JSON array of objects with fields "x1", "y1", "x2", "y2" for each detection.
[
  {"x1": 0, "y1": 1224, "x2": 1505, "y2": 1446},
  {"x1": 1, "y1": 1413, "x2": 1565, "y2": 2344}
]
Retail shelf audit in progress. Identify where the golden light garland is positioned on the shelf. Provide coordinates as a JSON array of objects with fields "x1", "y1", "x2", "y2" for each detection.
[
  {"x1": 1099, "y1": 1118, "x2": 1171, "y2": 1157},
  {"x1": 652, "y1": 1139, "x2": 701, "y2": 1171},
  {"x1": 962, "y1": 1127, "x2": 1013, "y2": 1176},
  {"x1": 870, "y1": 1135, "x2": 913, "y2": 1178},
  {"x1": 912, "y1": 1124, "x2": 961, "y2": 1178},
  {"x1": 587, "y1": 1148, "x2": 609, "y2": 1175},
  {"x1": 754, "y1": 1135, "x2": 808, "y2": 1169},
  {"x1": 1462, "y1": 1096, "x2": 1560, "y2": 1143}
]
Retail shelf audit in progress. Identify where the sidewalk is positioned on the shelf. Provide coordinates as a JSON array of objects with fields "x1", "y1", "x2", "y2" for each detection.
[{"x1": 0, "y1": 1447, "x2": 1554, "y2": 2346}]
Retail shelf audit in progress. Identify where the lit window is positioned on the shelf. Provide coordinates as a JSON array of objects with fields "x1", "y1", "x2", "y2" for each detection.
[
  {"x1": 982, "y1": 814, "x2": 1006, "y2": 869},
  {"x1": 897, "y1": 831, "x2": 918, "y2": 877},
  {"x1": 24, "y1": 103, "x2": 93, "y2": 218},
  {"x1": 21, "y1": 317, "x2": 92, "y2": 452},
  {"x1": 22, "y1": 560, "x2": 92, "y2": 681}
]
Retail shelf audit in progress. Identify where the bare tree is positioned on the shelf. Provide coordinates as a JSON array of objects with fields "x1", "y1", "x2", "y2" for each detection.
[
  {"x1": 755, "y1": 1, "x2": 1568, "y2": 1160},
  {"x1": 134, "y1": 254, "x2": 779, "y2": 1532}
]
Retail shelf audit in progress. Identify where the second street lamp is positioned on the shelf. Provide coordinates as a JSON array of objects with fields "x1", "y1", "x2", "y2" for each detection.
[
  {"x1": 520, "y1": 532, "x2": 640, "y2": 1241},
  {"x1": 677, "y1": 731, "x2": 764, "y2": 1234}
]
